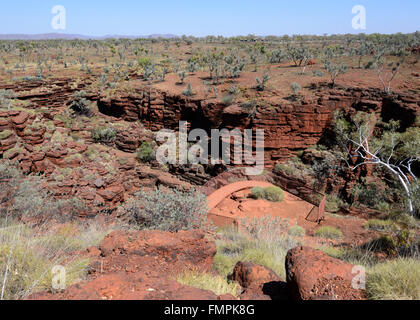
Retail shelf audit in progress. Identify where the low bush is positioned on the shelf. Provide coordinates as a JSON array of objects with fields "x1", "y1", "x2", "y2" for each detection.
[
  {"x1": 312, "y1": 70, "x2": 324, "y2": 77},
  {"x1": 250, "y1": 186, "x2": 285, "y2": 203},
  {"x1": 325, "y1": 194, "x2": 347, "y2": 213},
  {"x1": 240, "y1": 100, "x2": 257, "y2": 112},
  {"x1": 290, "y1": 82, "x2": 301, "y2": 96},
  {"x1": 314, "y1": 226, "x2": 343, "y2": 239},
  {"x1": 363, "y1": 231, "x2": 419, "y2": 258},
  {"x1": 136, "y1": 141, "x2": 155, "y2": 163},
  {"x1": 264, "y1": 186, "x2": 285, "y2": 202},
  {"x1": 250, "y1": 187, "x2": 265, "y2": 200},
  {"x1": 183, "y1": 83, "x2": 194, "y2": 96},
  {"x1": 0, "y1": 161, "x2": 86, "y2": 221},
  {"x1": 317, "y1": 245, "x2": 345, "y2": 259},
  {"x1": 124, "y1": 188, "x2": 209, "y2": 232},
  {"x1": 92, "y1": 127, "x2": 117, "y2": 145},
  {"x1": 221, "y1": 94, "x2": 234, "y2": 106},
  {"x1": 69, "y1": 91, "x2": 91, "y2": 116},
  {"x1": 288, "y1": 224, "x2": 305, "y2": 237},
  {"x1": 0, "y1": 89, "x2": 14, "y2": 109}
]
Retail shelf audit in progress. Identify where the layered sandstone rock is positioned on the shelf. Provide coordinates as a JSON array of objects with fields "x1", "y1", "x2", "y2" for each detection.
[{"x1": 97, "y1": 84, "x2": 420, "y2": 167}]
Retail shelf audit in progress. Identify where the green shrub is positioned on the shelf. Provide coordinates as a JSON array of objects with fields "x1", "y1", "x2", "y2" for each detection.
[
  {"x1": 263, "y1": 186, "x2": 285, "y2": 202},
  {"x1": 250, "y1": 187, "x2": 265, "y2": 200},
  {"x1": 136, "y1": 141, "x2": 155, "y2": 163},
  {"x1": 250, "y1": 186, "x2": 285, "y2": 203},
  {"x1": 375, "y1": 201, "x2": 391, "y2": 213},
  {"x1": 0, "y1": 89, "x2": 14, "y2": 110},
  {"x1": 255, "y1": 71, "x2": 270, "y2": 91},
  {"x1": 183, "y1": 83, "x2": 194, "y2": 96},
  {"x1": 325, "y1": 194, "x2": 346, "y2": 213},
  {"x1": 290, "y1": 82, "x2": 301, "y2": 96},
  {"x1": 317, "y1": 245, "x2": 345, "y2": 258},
  {"x1": 137, "y1": 57, "x2": 152, "y2": 70},
  {"x1": 240, "y1": 100, "x2": 257, "y2": 112},
  {"x1": 363, "y1": 235, "x2": 397, "y2": 255},
  {"x1": 124, "y1": 188, "x2": 209, "y2": 232},
  {"x1": 288, "y1": 224, "x2": 305, "y2": 237},
  {"x1": 178, "y1": 70, "x2": 187, "y2": 84},
  {"x1": 363, "y1": 231, "x2": 419, "y2": 259},
  {"x1": 314, "y1": 226, "x2": 343, "y2": 239},
  {"x1": 367, "y1": 258, "x2": 420, "y2": 300},
  {"x1": 273, "y1": 157, "x2": 311, "y2": 181},
  {"x1": 69, "y1": 91, "x2": 91, "y2": 116},
  {"x1": 221, "y1": 94, "x2": 234, "y2": 105},
  {"x1": 92, "y1": 127, "x2": 117, "y2": 145},
  {"x1": 3, "y1": 147, "x2": 24, "y2": 159}
]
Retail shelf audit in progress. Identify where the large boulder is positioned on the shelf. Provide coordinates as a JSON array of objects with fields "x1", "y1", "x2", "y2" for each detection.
[
  {"x1": 232, "y1": 261, "x2": 281, "y2": 289},
  {"x1": 232, "y1": 261, "x2": 289, "y2": 300},
  {"x1": 285, "y1": 246, "x2": 365, "y2": 300}
]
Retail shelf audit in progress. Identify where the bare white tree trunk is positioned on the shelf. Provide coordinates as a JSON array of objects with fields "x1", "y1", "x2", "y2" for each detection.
[{"x1": 344, "y1": 122, "x2": 417, "y2": 215}]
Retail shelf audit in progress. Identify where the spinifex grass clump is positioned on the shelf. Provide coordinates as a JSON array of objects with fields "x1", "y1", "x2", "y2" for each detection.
[
  {"x1": 364, "y1": 219, "x2": 398, "y2": 232},
  {"x1": 213, "y1": 216, "x2": 300, "y2": 280},
  {"x1": 175, "y1": 271, "x2": 240, "y2": 297},
  {"x1": 314, "y1": 225, "x2": 343, "y2": 239},
  {"x1": 0, "y1": 219, "x2": 115, "y2": 300},
  {"x1": 367, "y1": 258, "x2": 420, "y2": 300}
]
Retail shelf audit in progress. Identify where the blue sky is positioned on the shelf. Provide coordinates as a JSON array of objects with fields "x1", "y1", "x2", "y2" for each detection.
[{"x1": 0, "y1": 0, "x2": 418, "y2": 36}]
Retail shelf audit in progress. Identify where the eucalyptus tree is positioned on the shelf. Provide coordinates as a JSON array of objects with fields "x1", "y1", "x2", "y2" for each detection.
[
  {"x1": 353, "y1": 41, "x2": 374, "y2": 69},
  {"x1": 324, "y1": 48, "x2": 347, "y2": 87},
  {"x1": 335, "y1": 112, "x2": 420, "y2": 216},
  {"x1": 374, "y1": 46, "x2": 408, "y2": 93},
  {"x1": 255, "y1": 70, "x2": 270, "y2": 91},
  {"x1": 287, "y1": 44, "x2": 312, "y2": 67}
]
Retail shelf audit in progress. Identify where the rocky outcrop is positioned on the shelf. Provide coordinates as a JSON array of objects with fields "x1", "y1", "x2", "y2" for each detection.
[
  {"x1": 29, "y1": 229, "x2": 221, "y2": 300},
  {"x1": 285, "y1": 246, "x2": 366, "y2": 300},
  {"x1": 30, "y1": 271, "x2": 220, "y2": 300},
  {"x1": 97, "y1": 229, "x2": 216, "y2": 273},
  {"x1": 97, "y1": 84, "x2": 420, "y2": 167},
  {"x1": 0, "y1": 108, "x2": 193, "y2": 214},
  {"x1": 232, "y1": 261, "x2": 289, "y2": 300},
  {"x1": 2, "y1": 76, "x2": 419, "y2": 216}
]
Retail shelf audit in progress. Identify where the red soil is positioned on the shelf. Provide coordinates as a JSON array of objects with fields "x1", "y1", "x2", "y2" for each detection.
[{"x1": 208, "y1": 181, "x2": 376, "y2": 246}]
